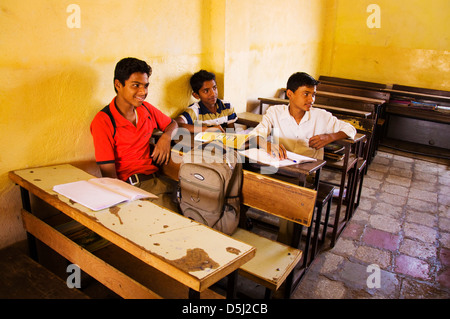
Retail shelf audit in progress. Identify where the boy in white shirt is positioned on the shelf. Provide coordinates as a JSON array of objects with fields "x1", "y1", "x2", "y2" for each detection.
[
  {"x1": 249, "y1": 72, "x2": 356, "y2": 244},
  {"x1": 250, "y1": 72, "x2": 356, "y2": 160}
]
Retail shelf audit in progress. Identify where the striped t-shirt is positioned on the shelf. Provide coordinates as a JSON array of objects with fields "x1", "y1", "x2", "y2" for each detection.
[{"x1": 178, "y1": 99, "x2": 238, "y2": 128}]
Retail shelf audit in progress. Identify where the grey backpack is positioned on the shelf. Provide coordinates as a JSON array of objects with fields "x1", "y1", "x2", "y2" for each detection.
[{"x1": 177, "y1": 141, "x2": 242, "y2": 235}]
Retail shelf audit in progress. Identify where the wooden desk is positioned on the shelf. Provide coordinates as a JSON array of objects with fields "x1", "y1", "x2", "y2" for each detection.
[
  {"x1": 315, "y1": 104, "x2": 372, "y2": 118},
  {"x1": 256, "y1": 98, "x2": 373, "y2": 119},
  {"x1": 164, "y1": 138, "x2": 322, "y2": 297},
  {"x1": 383, "y1": 86, "x2": 450, "y2": 154},
  {"x1": 324, "y1": 133, "x2": 365, "y2": 247},
  {"x1": 9, "y1": 164, "x2": 256, "y2": 299},
  {"x1": 316, "y1": 90, "x2": 385, "y2": 105},
  {"x1": 237, "y1": 110, "x2": 366, "y2": 246},
  {"x1": 318, "y1": 76, "x2": 388, "y2": 92}
]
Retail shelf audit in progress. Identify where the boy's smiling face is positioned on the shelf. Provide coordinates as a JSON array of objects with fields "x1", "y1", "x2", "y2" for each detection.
[
  {"x1": 115, "y1": 72, "x2": 149, "y2": 108},
  {"x1": 193, "y1": 79, "x2": 218, "y2": 110}
]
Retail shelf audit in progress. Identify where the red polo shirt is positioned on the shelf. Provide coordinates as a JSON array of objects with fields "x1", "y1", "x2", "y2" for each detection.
[{"x1": 90, "y1": 98, "x2": 172, "y2": 181}]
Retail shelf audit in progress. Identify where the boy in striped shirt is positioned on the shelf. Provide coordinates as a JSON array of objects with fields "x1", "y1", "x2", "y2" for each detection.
[{"x1": 176, "y1": 70, "x2": 238, "y2": 133}]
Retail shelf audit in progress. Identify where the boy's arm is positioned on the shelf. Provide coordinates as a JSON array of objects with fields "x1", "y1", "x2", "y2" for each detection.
[
  {"x1": 246, "y1": 111, "x2": 287, "y2": 159},
  {"x1": 98, "y1": 163, "x2": 118, "y2": 179},
  {"x1": 152, "y1": 120, "x2": 178, "y2": 165},
  {"x1": 247, "y1": 135, "x2": 287, "y2": 160},
  {"x1": 308, "y1": 131, "x2": 349, "y2": 150}
]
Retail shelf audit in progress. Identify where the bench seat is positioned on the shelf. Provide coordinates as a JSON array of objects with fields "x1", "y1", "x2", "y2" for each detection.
[{"x1": 231, "y1": 228, "x2": 302, "y2": 292}]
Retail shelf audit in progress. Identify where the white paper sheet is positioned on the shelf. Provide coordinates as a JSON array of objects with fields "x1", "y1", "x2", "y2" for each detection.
[
  {"x1": 53, "y1": 178, "x2": 157, "y2": 211},
  {"x1": 239, "y1": 149, "x2": 316, "y2": 167}
]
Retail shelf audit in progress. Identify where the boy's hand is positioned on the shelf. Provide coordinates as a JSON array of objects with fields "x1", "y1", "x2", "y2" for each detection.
[
  {"x1": 309, "y1": 134, "x2": 333, "y2": 149},
  {"x1": 263, "y1": 142, "x2": 287, "y2": 160},
  {"x1": 204, "y1": 125, "x2": 225, "y2": 133},
  {"x1": 151, "y1": 134, "x2": 171, "y2": 165}
]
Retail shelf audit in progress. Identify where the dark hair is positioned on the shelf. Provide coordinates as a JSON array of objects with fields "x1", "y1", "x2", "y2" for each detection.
[
  {"x1": 286, "y1": 72, "x2": 319, "y2": 93},
  {"x1": 190, "y1": 70, "x2": 216, "y2": 94},
  {"x1": 114, "y1": 57, "x2": 152, "y2": 93}
]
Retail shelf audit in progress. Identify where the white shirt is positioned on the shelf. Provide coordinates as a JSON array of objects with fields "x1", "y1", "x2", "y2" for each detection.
[{"x1": 250, "y1": 104, "x2": 357, "y2": 159}]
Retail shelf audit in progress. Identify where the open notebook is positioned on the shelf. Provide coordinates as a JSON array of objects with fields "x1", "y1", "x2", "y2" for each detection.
[
  {"x1": 239, "y1": 148, "x2": 316, "y2": 167},
  {"x1": 53, "y1": 177, "x2": 157, "y2": 211}
]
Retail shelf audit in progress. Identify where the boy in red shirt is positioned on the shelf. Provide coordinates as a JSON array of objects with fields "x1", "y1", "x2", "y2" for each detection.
[{"x1": 90, "y1": 57, "x2": 178, "y2": 211}]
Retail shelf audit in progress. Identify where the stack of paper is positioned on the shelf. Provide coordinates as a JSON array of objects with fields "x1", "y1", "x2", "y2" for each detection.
[{"x1": 53, "y1": 177, "x2": 157, "y2": 211}]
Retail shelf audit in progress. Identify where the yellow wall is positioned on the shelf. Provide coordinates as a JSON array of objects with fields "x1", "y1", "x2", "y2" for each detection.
[
  {"x1": 0, "y1": 0, "x2": 326, "y2": 248},
  {"x1": 0, "y1": 0, "x2": 448, "y2": 249},
  {"x1": 225, "y1": 0, "x2": 325, "y2": 111},
  {"x1": 0, "y1": 0, "x2": 204, "y2": 248},
  {"x1": 320, "y1": 0, "x2": 450, "y2": 90}
]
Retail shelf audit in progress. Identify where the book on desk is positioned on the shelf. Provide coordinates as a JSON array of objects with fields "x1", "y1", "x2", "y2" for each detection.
[
  {"x1": 239, "y1": 148, "x2": 316, "y2": 167},
  {"x1": 53, "y1": 177, "x2": 157, "y2": 211},
  {"x1": 194, "y1": 132, "x2": 250, "y2": 149}
]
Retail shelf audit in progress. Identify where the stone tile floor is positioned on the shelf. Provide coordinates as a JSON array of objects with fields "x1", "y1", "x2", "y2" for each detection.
[{"x1": 291, "y1": 150, "x2": 450, "y2": 299}]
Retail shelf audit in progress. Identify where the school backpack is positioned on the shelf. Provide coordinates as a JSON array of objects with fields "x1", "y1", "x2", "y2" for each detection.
[{"x1": 177, "y1": 141, "x2": 243, "y2": 235}]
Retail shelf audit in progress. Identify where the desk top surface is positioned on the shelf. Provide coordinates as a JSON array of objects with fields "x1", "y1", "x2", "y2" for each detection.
[
  {"x1": 259, "y1": 93, "x2": 384, "y2": 105},
  {"x1": 9, "y1": 164, "x2": 255, "y2": 292},
  {"x1": 316, "y1": 90, "x2": 385, "y2": 104}
]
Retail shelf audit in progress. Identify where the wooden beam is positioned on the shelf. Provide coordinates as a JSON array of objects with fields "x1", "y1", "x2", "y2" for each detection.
[
  {"x1": 242, "y1": 170, "x2": 316, "y2": 227},
  {"x1": 21, "y1": 209, "x2": 162, "y2": 299}
]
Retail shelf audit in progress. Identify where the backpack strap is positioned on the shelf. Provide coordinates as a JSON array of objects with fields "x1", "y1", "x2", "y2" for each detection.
[
  {"x1": 100, "y1": 102, "x2": 166, "y2": 138},
  {"x1": 100, "y1": 105, "x2": 116, "y2": 138}
]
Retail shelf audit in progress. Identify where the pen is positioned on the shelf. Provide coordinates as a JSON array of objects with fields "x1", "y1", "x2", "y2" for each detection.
[{"x1": 287, "y1": 158, "x2": 297, "y2": 163}]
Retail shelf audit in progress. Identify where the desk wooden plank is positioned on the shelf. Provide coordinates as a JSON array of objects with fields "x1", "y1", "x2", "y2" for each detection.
[
  {"x1": 386, "y1": 88, "x2": 450, "y2": 101},
  {"x1": 21, "y1": 209, "x2": 162, "y2": 299},
  {"x1": 258, "y1": 97, "x2": 288, "y2": 105},
  {"x1": 385, "y1": 104, "x2": 450, "y2": 124},
  {"x1": 316, "y1": 90, "x2": 385, "y2": 105},
  {"x1": 0, "y1": 246, "x2": 89, "y2": 299},
  {"x1": 318, "y1": 76, "x2": 387, "y2": 91},
  {"x1": 232, "y1": 229, "x2": 302, "y2": 290},
  {"x1": 9, "y1": 164, "x2": 255, "y2": 293},
  {"x1": 241, "y1": 170, "x2": 316, "y2": 227},
  {"x1": 236, "y1": 112, "x2": 262, "y2": 127},
  {"x1": 314, "y1": 104, "x2": 372, "y2": 118},
  {"x1": 256, "y1": 98, "x2": 374, "y2": 119}
]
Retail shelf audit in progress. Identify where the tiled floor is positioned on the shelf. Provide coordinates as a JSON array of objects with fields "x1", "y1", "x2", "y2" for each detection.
[{"x1": 291, "y1": 149, "x2": 450, "y2": 299}]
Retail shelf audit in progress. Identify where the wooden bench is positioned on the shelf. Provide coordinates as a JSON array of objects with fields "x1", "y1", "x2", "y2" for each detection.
[
  {"x1": 258, "y1": 97, "x2": 374, "y2": 119},
  {"x1": 235, "y1": 111, "x2": 368, "y2": 248},
  {"x1": 337, "y1": 116, "x2": 376, "y2": 216},
  {"x1": 383, "y1": 84, "x2": 450, "y2": 157},
  {"x1": 318, "y1": 76, "x2": 387, "y2": 92},
  {"x1": 316, "y1": 79, "x2": 392, "y2": 159},
  {"x1": 318, "y1": 76, "x2": 450, "y2": 158},
  {"x1": 0, "y1": 246, "x2": 90, "y2": 299},
  {"x1": 11, "y1": 163, "x2": 255, "y2": 300},
  {"x1": 162, "y1": 149, "x2": 317, "y2": 298}
]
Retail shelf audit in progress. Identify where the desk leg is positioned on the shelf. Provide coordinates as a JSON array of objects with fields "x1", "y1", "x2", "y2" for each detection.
[
  {"x1": 291, "y1": 223, "x2": 303, "y2": 249},
  {"x1": 313, "y1": 168, "x2": 322, "y2": 191},
  {"x1": 189, "y1": 288, "x2": 201, "y2": 299},
  {"x1": 20, "y1": 187, "x2": 38, "y2": 261},
  {"x1": 297, "y1": 174, "x2": 307, "y2": 187},
  {"x1": 226, "y1": 270, "x2": 238, "y2": 299}
]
